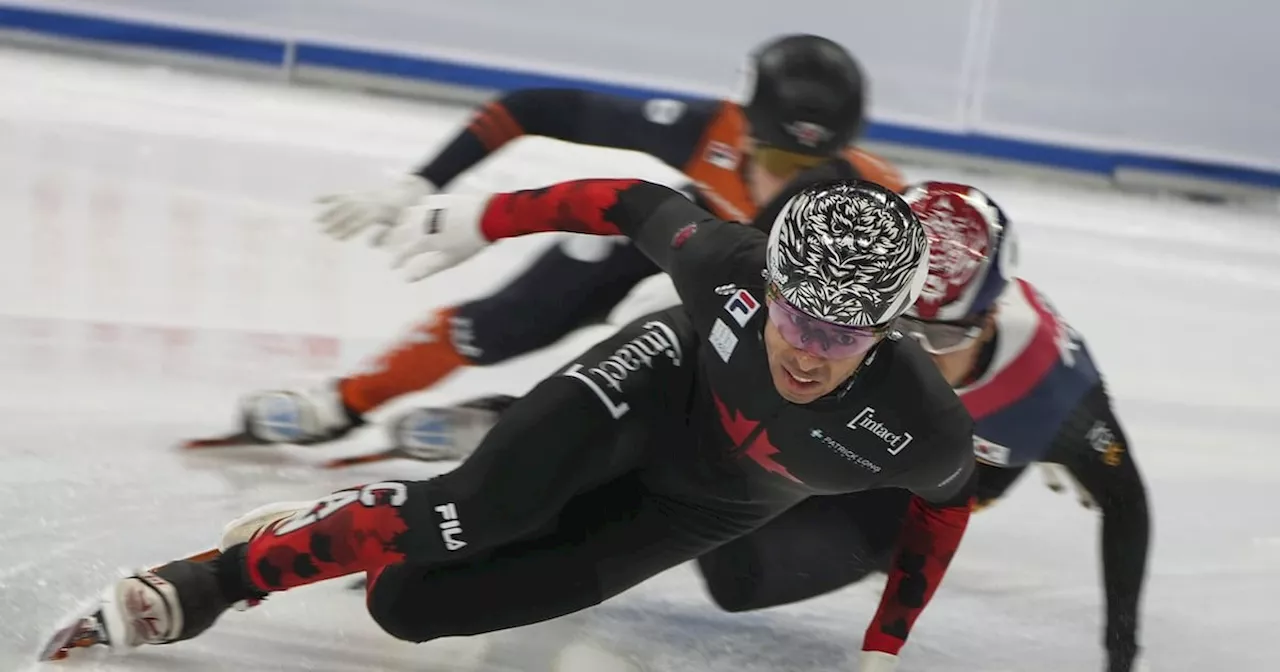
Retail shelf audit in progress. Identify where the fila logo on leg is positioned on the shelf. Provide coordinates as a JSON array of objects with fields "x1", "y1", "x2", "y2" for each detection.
[
  {"x1": 723, "y1": 289, "x2": 760, "y2": 327},
  {"x1": 434, "y1": 503, "x2": 467, "y2": 551}
]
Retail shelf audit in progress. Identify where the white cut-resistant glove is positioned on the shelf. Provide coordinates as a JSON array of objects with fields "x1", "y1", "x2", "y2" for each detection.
[
  {"x1": 858, "y1": 650, "x2": 899, "y2": 672},
  {"x1": 383, "y1": 193, "x2": 494, "y2": 282},
  {"x1": 1039, "y1": 462, "x2": 1098, "y2": 509},
  {"x1": 315, "y1": 174, "x2": 437, "y2": 243}
]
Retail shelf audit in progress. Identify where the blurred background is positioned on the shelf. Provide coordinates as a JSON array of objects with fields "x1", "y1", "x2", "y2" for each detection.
[{"x1": 0, "y1": 2, "x2": 1277, "y2": 671}]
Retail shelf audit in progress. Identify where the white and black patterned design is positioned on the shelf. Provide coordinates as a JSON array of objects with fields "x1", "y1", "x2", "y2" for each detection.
[{"x1": 766, "y1": 180, "x2": 929, "y2": 327}]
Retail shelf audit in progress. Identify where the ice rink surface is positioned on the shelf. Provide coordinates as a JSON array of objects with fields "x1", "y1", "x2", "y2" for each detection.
[{"x1": 0, "y1": 46, "x2": 1278, "y2": 671}]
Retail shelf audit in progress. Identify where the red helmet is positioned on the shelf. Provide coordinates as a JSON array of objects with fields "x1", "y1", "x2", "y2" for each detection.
[{"x1": 901, "y1": 182, "x2": 1018, "y2": 322}]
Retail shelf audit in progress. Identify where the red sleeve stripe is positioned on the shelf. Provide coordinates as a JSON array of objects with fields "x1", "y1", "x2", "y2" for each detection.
[{"x1": 961, "y1": 280, "x2": 1060, "y2": 419}]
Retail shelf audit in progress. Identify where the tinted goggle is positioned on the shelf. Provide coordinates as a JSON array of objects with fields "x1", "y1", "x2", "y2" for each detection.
[
  {"x1": 751, "y1": 144, "x2": 831, "y2": 177},
  {"x1": 766, "y1": 286, "x2": 891, "y2": 359},
  {"x1": 897, "y1": 315, "x2": 984, "y2": 355}
]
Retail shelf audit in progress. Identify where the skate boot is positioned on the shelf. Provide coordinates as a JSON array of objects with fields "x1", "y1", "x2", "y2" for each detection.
[
  {"x1": 242, "y1": 383, "x2": 363, "y2": 444},
  {"x1": 318, "y1": 394, "x2": 516, "y2": 469},
  {"x1": 387, "y1": 394, "x2": 514, "y2": 461},
  {"x1": 39, "y1": 560, "x2": 234, "y2": 660},
  {"x1": 183, "y1": 382, "x2": 363, "y2": 449}
]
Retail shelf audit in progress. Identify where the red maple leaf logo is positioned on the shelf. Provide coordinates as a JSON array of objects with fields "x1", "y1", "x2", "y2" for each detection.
[{"x1": 712, "y1": 392, "x2": 802, "y2": 484}]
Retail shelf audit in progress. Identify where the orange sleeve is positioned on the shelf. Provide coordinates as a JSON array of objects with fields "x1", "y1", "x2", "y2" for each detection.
[{"x1": 845, "y1": 148, "x2": 908, "y2": 194}]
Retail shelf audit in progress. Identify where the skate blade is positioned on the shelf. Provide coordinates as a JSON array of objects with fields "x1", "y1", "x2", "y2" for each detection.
[
  {"x1": 181, "y1": 548, "x2": 222, "y2": 563},
  {"x1": 180, "y1": 431, "x2": 264, "y2": 449},
  {"x1": 321, "y1": 444, "x2": 471, "y2": 469},
  {"x1": 37, "y1": 612, "x2": 105, "y2": 662},
  {"x1": 321, "y1": 448, "x2": 415, "y2": 469},
  {"x1": 36, "y1": 548, "x2": 221, "y2": 662}
]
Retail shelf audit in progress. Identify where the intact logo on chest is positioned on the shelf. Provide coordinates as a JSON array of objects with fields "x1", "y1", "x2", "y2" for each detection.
[{"x1": 848, "y1": 406, "x2": 914, "y2": 455}]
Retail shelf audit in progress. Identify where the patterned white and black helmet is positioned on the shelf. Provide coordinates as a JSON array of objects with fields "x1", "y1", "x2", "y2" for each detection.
[{"x1": 765, "y1": 179, "x2": 930, "y2": 328}]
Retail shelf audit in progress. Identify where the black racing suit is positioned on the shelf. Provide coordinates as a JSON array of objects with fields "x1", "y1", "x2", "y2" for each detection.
[{"x1": 220, "y1": 179, "x2": 974, "y2": 657}]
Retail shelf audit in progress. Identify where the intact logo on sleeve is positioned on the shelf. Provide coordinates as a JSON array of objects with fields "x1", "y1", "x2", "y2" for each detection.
[
  {"x1": 562, "y1": 320, "x2": 685, "y2": 419},
  {"x1": 723, "y1": 289, "x2": 760, "y2": 327}
]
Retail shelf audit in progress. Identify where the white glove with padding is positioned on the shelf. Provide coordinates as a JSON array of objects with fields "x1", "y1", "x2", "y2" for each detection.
[
  {"x1": 858, "y1": 651, "x2": 899, "y2": 671},
  {"x1": 382, "y1": 193, "x2": 494, "y2": 282},
  {"x1": 316, "y1": 174, "x2": 437, "y2": 243}
]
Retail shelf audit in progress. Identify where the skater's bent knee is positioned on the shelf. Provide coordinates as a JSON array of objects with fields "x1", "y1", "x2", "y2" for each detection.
[
  {"x1": 366, "y1": 556, "x2": 610, "y2": 643},
  {"x1": 365, "y1": 564, "x2": 451, "y2": 643},
  {"x1": 696, "y1": 547, "x2": 763, "y2": 613}
]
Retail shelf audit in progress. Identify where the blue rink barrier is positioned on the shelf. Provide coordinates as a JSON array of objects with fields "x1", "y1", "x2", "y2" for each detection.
[
  {"x1": 2, "y1": 3, "x2": 1278, "y2": 191},
  {"x1": 0, "y1": 5, "x2": 284, "y2": 64}
]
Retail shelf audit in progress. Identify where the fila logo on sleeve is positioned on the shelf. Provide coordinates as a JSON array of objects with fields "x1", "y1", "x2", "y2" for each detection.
[{"x1": 723, "y1": 289, "x2": 760, "y2": 327}]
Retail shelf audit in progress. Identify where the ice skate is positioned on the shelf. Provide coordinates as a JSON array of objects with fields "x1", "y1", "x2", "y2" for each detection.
[
  {"x1": 37, "y1": 551, "x2": 227, "y2": 661},
  {"x1": 321, "y1": 395, "x2": 514, "y2": 468},
  {"x1": 182, "y1": 382, "x2": 363, "y2": 450}
]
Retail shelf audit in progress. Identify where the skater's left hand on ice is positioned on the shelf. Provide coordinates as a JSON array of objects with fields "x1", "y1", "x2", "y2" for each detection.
[
  {"x1": 1038, "y1": 462, "x2": 1097, "y2": 509},
  {"x1": 1107, "y1": 644, "x2": 1146, "y2": 672},
  {"x1": 383, "y1": 193, "x2": 494, "y2": 282},
  {"x1": 857, "y1": 650, "x2": 898, "y2": 671}
]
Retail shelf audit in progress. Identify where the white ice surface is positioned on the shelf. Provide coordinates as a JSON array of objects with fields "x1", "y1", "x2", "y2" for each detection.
[{"x1": 0, "y1": 47, "x2": 1278, "y2": 672}]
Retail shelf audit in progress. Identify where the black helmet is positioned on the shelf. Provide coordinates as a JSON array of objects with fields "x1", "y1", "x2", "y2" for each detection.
[{"x1": 741, "y1": 34, "x2": 866, "y2": 157}]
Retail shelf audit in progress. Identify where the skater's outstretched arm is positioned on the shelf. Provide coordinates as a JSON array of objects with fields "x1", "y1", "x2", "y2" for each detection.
[
  {"x1": 316, "y1": 90, "x2": 718, "y2": 242},
  {"x1": 862, "y1": 400, "x2": 976, "y2": 657},
  {"x1": 415, "y1": 90, "x2": 720, "y2": 189},
  {"x1": 388, "y1": 180, "x2": 766, "y2": 318},
  {"x1": 1041, "y1": 385, "x2": 1150, "y2": 672}
]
